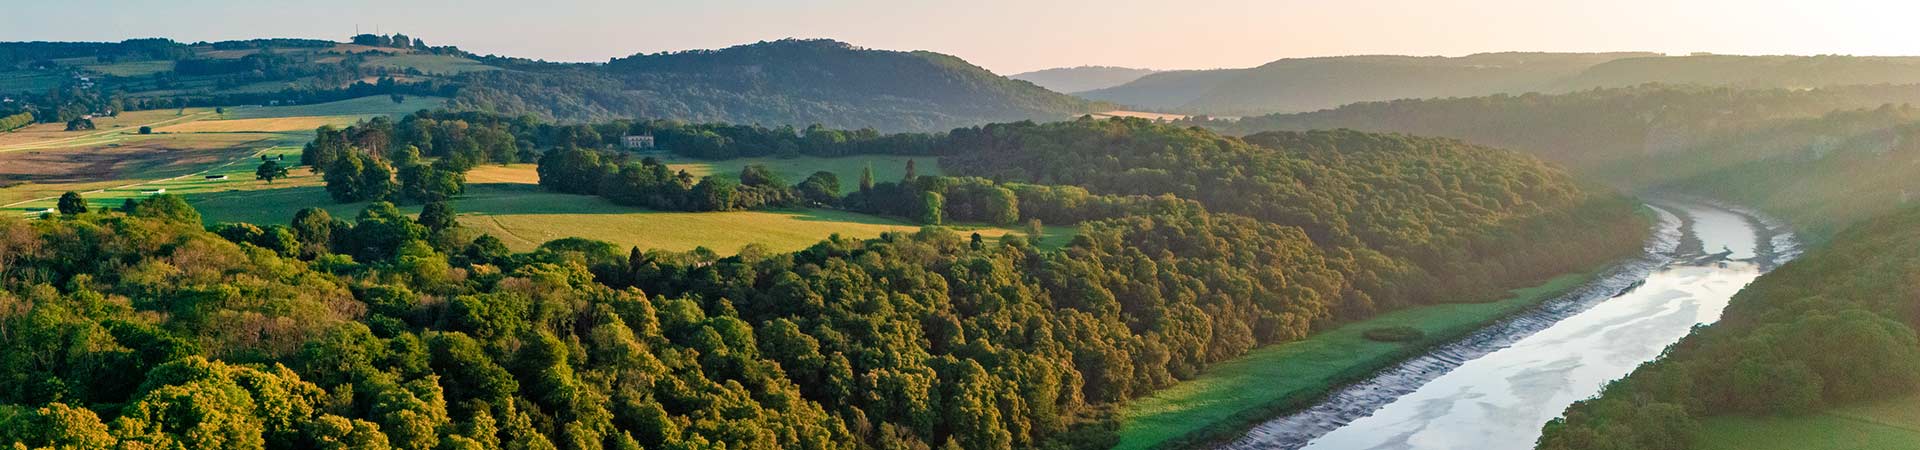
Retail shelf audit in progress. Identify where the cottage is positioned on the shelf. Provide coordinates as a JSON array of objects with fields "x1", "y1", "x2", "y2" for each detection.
[{"x1": 622, "y1": 135, "x2": 656, "y2": 149}]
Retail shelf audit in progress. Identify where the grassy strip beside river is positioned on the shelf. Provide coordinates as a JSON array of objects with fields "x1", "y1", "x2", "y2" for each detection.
[
  {"x1": 1692, "y1": 393, "x2": 1920, "y2": 450},
  {"x1": 1115, "y1": 272, "x2": 1600, "y2": 450}
]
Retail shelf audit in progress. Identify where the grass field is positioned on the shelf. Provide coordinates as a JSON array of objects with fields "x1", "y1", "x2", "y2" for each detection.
[
  {"x1": 156, "y1": 116, "x2": 364, "y2": 133},
  {"x1": 0, "y1": 108, "x2": 218, "y2": 150},
  {"x1": 80, "y1": 60, "x2": 176, "y2": 77},
  {"x1": 1113, "y1": 273, "x2": 1599, "y2": 450},
  {"x1": 223, "y1": 95, "x2": 447, "y2": 119},
  {"x1": 1693, "y1": 394, "x2": 1920, "y2": 450},
  {"x1": 184, "y1": 183, "x2": 1069, "y2": 253},
  {"x1": 2, "y1": 96, "x2": 438, "y2": 214}
]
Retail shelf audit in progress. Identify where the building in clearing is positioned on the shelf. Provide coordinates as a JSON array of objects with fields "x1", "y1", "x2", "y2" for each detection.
[{"x1": 622, "y1": 135, "x2": 655, "y2": 149}]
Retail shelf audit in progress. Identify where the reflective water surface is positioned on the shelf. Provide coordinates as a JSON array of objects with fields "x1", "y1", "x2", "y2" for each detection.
[{"x1": 1220, "y1": 203, "x2": 1792, "y2": 450}]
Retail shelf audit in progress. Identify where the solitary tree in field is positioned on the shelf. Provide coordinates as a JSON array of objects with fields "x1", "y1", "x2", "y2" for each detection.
[
  {"x1": 256, "y1": 159, "x2": 289, "y2": 183},
  {"x1": 903, "y1": 159, "x2": 919, "y2": 183},
  {"x1": 138, "y1": 126, "x2": 152, "y2": 135},
  {"x1": 215, "y1": 107, "x2": 225, "y2": 115},
  {"x1": 1028, "y1": 218, "x2": 1044, "y2": 240},
  {"x1": 56, "y1": 191, "x2": 87, "y2": 215}
]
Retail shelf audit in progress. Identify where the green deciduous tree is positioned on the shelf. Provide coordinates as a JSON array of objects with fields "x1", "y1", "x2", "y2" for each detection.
[{"x1": 56, "y1": 191, "x2": 86, "y2": 215}]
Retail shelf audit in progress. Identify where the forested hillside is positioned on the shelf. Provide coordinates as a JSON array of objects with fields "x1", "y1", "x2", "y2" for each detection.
[
  {"x1": 1204, "y1": 84, "x2": 1920, "y2": 240},
  {"x1": 1086, "y1": 53, "x2": 1920, "y2": 116},
  {"x1": 0, "y1": 116, "x2": 1647, "y2": 449},
  {"x1": 1539, "y1": 205, "x2": 1920, "y2": 450},
  {"x1": 1008, "y1": 66, "x2": 1159, "y2": 94},
  {"x1": 449, "y1": 39, "x2": 1103, "y2": 132},
  {"x1": 1079, "y1": 53, "x2": 1652, "y2": 115},
  {"x1": 1553, "y1": 54, "x2": 1920, "y2": 91},
  {"x1": 936, "y1": 118, "x2": 1643, "y2": 313},
  {"x1": 1, "y1": 37, "x2": 1101, "y2": 133}
]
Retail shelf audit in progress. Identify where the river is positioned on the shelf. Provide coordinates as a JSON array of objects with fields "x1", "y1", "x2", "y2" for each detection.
[{"x1": 1215, "y1": 201, "x2": 1798, "y2": 450}]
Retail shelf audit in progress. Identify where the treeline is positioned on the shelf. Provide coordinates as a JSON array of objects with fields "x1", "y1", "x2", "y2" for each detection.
[
  {"x1": 0, "y1": 111, "x2": 30, "y2": 132},
  {"x1": 0, "y1": 38, "x2": 192, "y2": 66},
  {"x1": 409, "y1": 109, "x2": 941, "y2": 159},
  {"x1": 535, "y1": 144, "x2": 1183, "y2": 228},
  {"x1": 537, "y1": 149, "x2": 832, "y2": 212},
  {"x1": 1539, "y1": 206, "x2": 1920, "y2": 450}
]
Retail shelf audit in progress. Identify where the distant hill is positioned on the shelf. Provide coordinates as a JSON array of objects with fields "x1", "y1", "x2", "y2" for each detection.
[
  {"x1": 1083, "y1": 53, "x2": 1920, "y2": 116},
  {"x1": 449, "y1": 39, "x2": 1106, "y2": 131},
  {"x1": 1553, "y1": 54, "x2": 1920, "y2": 91},
  {"x1": 1009, "y1": 66, "x2": 1159, "y2": 93},
  {"x1": 1202, "y1": 84, "x2": 1920, "y2": 239},
  {"x1": 1080, "y1": 52, "x2": 1655, "y2": 115},
  {"x1": 0, "y1": 37, "x2": 1104, "y2": 133}
]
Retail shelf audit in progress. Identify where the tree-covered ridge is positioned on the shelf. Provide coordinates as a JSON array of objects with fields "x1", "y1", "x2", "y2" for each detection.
[
  {"x1": 1079, "y1": 52, "x2": 1656, "y2": 115},
  {"x1": 1555, "y1": 54, "x2": 1920, "y2": 91},
  {"x1": 1538, "y1": 206, "x2": 1920, "y2": 450},
  {"x1": 1206, "y1": 84, "x2": 1920, "y2": 173},
  {"x1": 1199, "y1": 85, "x2": 1920, "y2": 241},
  {"x1": 1083, "y1": 53, "x2": 1920, "y2": 117},
  {"x1": 449, "y1": 39, "x2": 1105, "y2": 132},
  {"x1": 1, "y1": 37, "x2": 1100, "y2": 133}
]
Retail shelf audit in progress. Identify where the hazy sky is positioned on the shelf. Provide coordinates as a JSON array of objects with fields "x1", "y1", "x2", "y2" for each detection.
[{"x1": 4, "y1": 0, "x2": 1918, "y2": 74}]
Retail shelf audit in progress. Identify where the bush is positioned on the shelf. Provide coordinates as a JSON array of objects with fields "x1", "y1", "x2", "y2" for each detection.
[{"x1": 1363, "y1": 326, "x2": 1425, "y2": 342}]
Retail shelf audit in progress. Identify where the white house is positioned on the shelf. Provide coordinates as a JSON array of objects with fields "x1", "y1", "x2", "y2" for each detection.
[{"x1": 622, "y1": 135, "x2": 656, "y2": 149}]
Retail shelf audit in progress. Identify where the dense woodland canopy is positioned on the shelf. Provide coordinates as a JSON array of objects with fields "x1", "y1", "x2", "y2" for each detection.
[
  {"x1": 0, "y1": 113, "x2": 1647, "y2": 449},
  {"x1": 1538, "y1": 206, "x2": 1920, "y2": 450}
]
